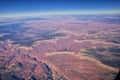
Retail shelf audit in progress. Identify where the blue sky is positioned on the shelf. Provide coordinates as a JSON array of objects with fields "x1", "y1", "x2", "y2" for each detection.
[{"x1": 0, "y1": 0, "x2": 120, "y2": 17}]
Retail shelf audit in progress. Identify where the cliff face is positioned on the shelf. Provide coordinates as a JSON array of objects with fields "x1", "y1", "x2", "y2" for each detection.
[
  {"x1": 0, "y1": 41, "x2": 118, "y2": 80},
  {"x1": 0, "y1": 42, "x2": 53, "y2": 80},
  {"x1": 0, "y1": 59, "x2": 53, "y2": 80}
]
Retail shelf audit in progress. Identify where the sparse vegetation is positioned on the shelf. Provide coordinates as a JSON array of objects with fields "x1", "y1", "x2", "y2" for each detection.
[{"x1": 0, "y1": 15, "x2": 120, "y2": 80}]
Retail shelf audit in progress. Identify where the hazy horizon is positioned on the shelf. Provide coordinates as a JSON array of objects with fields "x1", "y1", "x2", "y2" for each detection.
[{"x1": 0, "y1": 0, "x2": 120, "y2": 17}]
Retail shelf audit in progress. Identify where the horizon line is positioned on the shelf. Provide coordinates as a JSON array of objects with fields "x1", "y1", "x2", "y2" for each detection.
[{"x1": 0, "y1": 10, "x2": 120, "y2": 18}]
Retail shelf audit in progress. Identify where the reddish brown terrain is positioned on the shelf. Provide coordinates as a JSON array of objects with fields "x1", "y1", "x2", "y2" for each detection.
[{"x1": 0, "y1": 15, "x2": 120, "y2": 80}]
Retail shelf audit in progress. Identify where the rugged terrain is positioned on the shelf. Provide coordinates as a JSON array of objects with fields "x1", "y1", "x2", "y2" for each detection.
[{"x1": 0, "y1": 15, "x2": 120, "y2": 80}]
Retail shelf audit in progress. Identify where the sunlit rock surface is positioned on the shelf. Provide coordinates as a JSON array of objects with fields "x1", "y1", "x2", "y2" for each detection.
[{"x1": 0, "y1": 15, "x2": 120, "y2": 80}]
